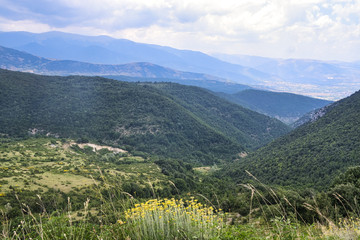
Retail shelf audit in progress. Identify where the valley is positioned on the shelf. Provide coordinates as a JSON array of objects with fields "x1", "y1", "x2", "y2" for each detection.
[
  {"x1": 216, "y1": 89, "x2": 332, "y2": 124},
  {"x1": 213, "y1": 53, "x2": 360, "y2": 100},
  {"x1": 0, "y1": 45, "x2": 333, "y2": 125}
]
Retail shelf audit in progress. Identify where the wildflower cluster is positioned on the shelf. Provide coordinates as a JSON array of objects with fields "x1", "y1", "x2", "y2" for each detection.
[
  {"x1": 334, "y1": 217, "x2": 360, "y2": 237},
  {"x1": 338, "y1": 217, "x2": 360, "y2": 233},
  {"x1": 322, "y1": 217, "x2": 360, "y2": 239},
  {"x1": 122, "y1": 197, "x2": 224, "y2": 239}
]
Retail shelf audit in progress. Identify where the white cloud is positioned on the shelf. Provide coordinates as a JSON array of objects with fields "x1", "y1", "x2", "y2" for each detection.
[
  {"x1": 0, "y1": 0, "x2": 359, "y2": 61},
  {"x1": 0, "y1": 17, "x2": 52, "y2": 32}
]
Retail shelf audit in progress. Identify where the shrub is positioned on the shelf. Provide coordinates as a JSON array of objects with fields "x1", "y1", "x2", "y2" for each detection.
[{"x1": 121, "y1": 197, "x2": 224, "y2": 239}]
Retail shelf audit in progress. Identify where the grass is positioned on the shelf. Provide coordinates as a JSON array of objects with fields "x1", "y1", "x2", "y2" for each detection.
[
  {"x1": 2, "y1": 183, "x2": 360, "y2": 239},
  {"x1": 2, "y1": 138, "x2": 360, "y2": 239},
  {"x1": 193, "y1": 165, "x2": 220, "y2": 175},
  {"x1": 194, "y1": 166, "x2": 212, "y2": 174},
  {"x1": 1, "y1": 194, "x2": 226, "y2": 240},
  {"x1": 0, "y1": 176, "x2": 47, "y2": 192},
  {"x1": 3, "y1": 194, "x2": 357, "y2": 240},
  {"x1": 35, "y1": 172, "x2": 95, "y2": 193},
  {"x1": 320, "y1": 217, "x2": 360, "y2": 239}
]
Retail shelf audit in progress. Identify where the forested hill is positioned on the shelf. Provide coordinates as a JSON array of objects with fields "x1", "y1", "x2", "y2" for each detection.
[
  {"x1": 219, "y1": 89, "x2": 360, "y2": 189},
  {"x1": 216, "y1": 89, "x2": 332, "y2": 124},
  {"x1": 142, "y1": 83, "x2": 290, "y2": 150},
  {"x1": 0, "y1": 69, "x2": 289, "y2": 164}
]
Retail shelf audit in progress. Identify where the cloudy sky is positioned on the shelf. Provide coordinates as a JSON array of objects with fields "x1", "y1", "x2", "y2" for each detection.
[{"x1": 0, "y1": 0, "x2": 359, "y2": 61}]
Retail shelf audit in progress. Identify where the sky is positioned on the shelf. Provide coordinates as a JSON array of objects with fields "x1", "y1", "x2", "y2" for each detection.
[{"x1": 0, "y1": 0, "x2": 359, "y2": 61}]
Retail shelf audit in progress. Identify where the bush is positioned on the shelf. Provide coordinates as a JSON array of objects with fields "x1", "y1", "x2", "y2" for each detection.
[{"x1": 121, "y1": 197, "x2": 224, "y2": 239}]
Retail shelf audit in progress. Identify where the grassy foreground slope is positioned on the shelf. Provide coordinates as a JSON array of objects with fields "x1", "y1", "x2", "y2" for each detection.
[
  {"x1": 2, "y1": 138, "x2": 359, "y2": 240},
  {"x1": 220, "y1": 89, "x2": 360, "y2": 189},
  {"x1": 0, "y1": 137, "x2": 167, "y2": 196}
]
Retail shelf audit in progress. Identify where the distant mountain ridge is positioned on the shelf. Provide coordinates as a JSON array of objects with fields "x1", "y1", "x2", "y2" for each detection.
[
  {"x1": 0, "y1": 45, "x2": 223, "y2": 81},
  {"x1": 1, "y1": 31, "x2": 359, "y2": 100},
  {"x1": 0, "y1": 45, "x2": 253, "y2": 94},
  {"x1": 213, "y1": 53, "x2": 360, "y2": 100},
  {"x1": 0, "y1": 31, "x2": 270, "y2": 86}
]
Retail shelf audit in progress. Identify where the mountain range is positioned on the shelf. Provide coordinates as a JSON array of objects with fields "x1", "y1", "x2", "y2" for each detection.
[
  {"x1": 0, "y1": 44, "x2": 254, "y2": 95},
  {"x1": 0, "y1": 45, "x2": 222, "y2": 80},
  {"x1": 1, "y1": 31, "x2": 359, "y2": 100},
  {"x1": 0, "y1": 31, "x2": 268, "y2": 86},
  {"x1": 0, "y1": 44, "x2": 333, "y2": 124}
]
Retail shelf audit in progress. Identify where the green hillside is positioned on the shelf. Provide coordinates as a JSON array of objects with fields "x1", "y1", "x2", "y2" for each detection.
[
  {"x1": 143, "y1": 83, "x2": 290, "y2": 150},
  {"x1": 217, "y1": 89, "x2": 332, "y2": 124},
  {"x1": 0, "y1": 69, "x2": 288, "y2": 164},
  {"x1": 220, "y1": 89, "x2": 360, "y2": 189}
]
